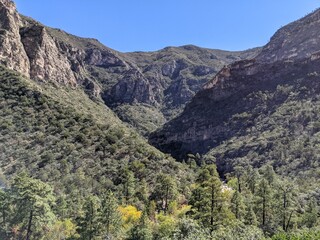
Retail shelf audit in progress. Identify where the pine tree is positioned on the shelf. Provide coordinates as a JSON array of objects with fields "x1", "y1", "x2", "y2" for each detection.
[
  {"x1": 276, "y1": 180, "x2": 296, "y2": 232},
  {"x1": 10, "y1": 174, "x2": 56, "y2": 240},
  {"x1": 231, "y1": 190, "x2": 245, "y2": 221},
  {"x1": 247, "y1": 168, "x2": 259, "y2": 194},
  {"x1": 100, "y1": 190, "x2": 121, "y2": 238},
  {"x1": 190, "y1": 165, "x2": 224, "y2": 231},
  {"x1": 245, "y1": 204, "x2": 258, "y2": 226},
  {"x1": 127, "y1": 211, "x2": 152, "y2": 240},
  {"x1": 78, "y1": 195, "x2": 101, "y2": 240},
  {"x1": 152, "y1": 174, "x2": 177, "y2": 214},
  {"x1": 118, "y1": 167, "x2": 136, "y2": 205},
  {"x1": 0, "y1": 189, "x2": 11, "y2": 238},
  {"x1": 303, "y1": 197, "x2": 318, "y2": 228},
  {"x1": 256, "y1": 178, "x2": 272, "y2": 228}
]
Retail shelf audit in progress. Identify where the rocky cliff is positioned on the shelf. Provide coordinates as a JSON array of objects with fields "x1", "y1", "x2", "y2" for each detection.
[
  {"x1": 106, "y1": 46, "x2": 259, "y2": 134},
  {"x1": 0, "y1": 0, "x2": 260, "y2": 135},
  {"x1": 0, "y1": 0, "x2": 29, "y2": 76},
  {"x1": 150, "y1": 8, "x2": 320, "y2": 174}
]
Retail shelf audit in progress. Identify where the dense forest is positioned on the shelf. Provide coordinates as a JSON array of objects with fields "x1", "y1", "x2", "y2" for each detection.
[
  {"x1": 0, "y1": 58, "x2": 319, "y2": 240},
  {"x1": 1, "y1": 159, "x2": 320, "y2": 239},
  {"x1": 0, "y1": 66, "x2": 319, "y2": 239}
]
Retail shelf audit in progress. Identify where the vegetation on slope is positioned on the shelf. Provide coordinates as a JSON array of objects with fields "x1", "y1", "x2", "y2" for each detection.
[{"x1": 205, "y1": 81, "x2": 320, "y2": 183}]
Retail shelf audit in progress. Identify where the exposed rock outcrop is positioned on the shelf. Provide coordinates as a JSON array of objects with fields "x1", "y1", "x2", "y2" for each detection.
[
  {"x1": 0, "y1": 0, "x2": 29, "y2": 76},
  {"x1": 104, "y1": 69, "x2": 161, "y2": 106},
  {"x1": 20, "y1": 25, "x2": 77, "y2": 86}
]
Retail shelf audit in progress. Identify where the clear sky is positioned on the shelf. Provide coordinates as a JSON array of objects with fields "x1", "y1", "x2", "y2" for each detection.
[{"x1": 14, "y1": 0, "x2": 319, "y2": 53}]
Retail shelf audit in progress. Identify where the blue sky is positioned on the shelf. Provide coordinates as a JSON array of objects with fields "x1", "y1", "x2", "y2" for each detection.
[{"x1": 15, "y1": 1, "x2": 319, "y2": 52}]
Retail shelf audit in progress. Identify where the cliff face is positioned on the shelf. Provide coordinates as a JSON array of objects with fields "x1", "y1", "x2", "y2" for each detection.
[
  {"x1": 149, "y1": 8, "x2": 320, "y2": 166},
  {"x1": 123, "y1": 46, "x2": 260, "y2": 116},
  {"x1": 0, "y1": 0, "x2": 29, "y2": 76},
  {"x1": 20, "y1": 25, "x2": 78, "y2": 86},
  {"x1": 257, "y1": 9, "x2": 320, "y2": 63}
]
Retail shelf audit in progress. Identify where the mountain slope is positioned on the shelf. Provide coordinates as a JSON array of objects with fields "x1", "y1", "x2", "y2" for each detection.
[
  {"x1": 0, "y1": 64, "x2": 192, "y2": 203},
  {"x1": 150, "y1": 8, "x2": 320, "y2": 177},
  {"x1": 122, "y1": 45, "x2": 259, "y2": 111},
  {"x1": 0, "y1": 0, "x2": 260, "y2": 135},
  {"x1": 0, "y1": 1, "x2": 196, "y2": 231}
]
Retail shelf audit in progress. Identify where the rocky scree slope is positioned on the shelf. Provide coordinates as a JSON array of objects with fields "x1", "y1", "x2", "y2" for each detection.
[
  {"x1": 0, "y1": 0, "x2": 260, "y2": 135},
  {"x1": 150, "y1": 8, "x2": 320, "y2": 177}
]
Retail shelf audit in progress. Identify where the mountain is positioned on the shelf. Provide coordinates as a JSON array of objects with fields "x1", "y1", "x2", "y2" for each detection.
[
  {"x1": 0, "y1": 0, "x2": 193, "y2": 205},
  {"x1": 0, "y1": 0, "x2": 260, "y2": 136},
  {"x1": 150, "y1": 8, "x2": 320, "y2": 177},
  {"x1": 116, "y1": 46, "x2": 259, "y2": 134},
  {"x1": 3, "y1": 1, "x2": 320, "y2": 239}
]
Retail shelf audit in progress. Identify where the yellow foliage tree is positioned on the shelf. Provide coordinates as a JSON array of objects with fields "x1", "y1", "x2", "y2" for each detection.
[
  {"x1": 118, "y1": 205, "x2": 142, "y2": 229},
  {"x1": 44, "y1": 219, "x2": 79, "y2": 240}
]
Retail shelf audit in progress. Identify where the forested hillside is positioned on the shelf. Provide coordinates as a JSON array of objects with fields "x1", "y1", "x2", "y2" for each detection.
[{"x1": 1, "y1": 0, "x2": 320, "y2": 239}]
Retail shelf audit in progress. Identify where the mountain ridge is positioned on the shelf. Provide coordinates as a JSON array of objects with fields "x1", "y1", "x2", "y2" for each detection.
[
  {"x1": 0, "y1": 0, "x2": 261, "y2": 135},
  {"x1": 150, "y1": 8, "x2": 320, "y2": 176}
]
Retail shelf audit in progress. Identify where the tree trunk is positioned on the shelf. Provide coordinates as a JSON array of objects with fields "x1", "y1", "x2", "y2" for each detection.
[
  {"x1": 285, "y1": 210, "x2": 294, "y2": 232},
  {"x1": 283, "y1": 191, "x2": 287, "y2": 231},
  {"x1": 164, "y1": 185, "x2": 169, "y2": 214},
  {"x1": 25, "y1": 209, "x2": 33, "y2": 240},
  {"x1": 237, "y1": 175, "x2": 241, "y2": 193},
  {"x1": 210, "y1": 183, "x2": 215, "y2": 231},
  {"x1": 262, "y1": 189, "x2": 266, "y2": 226}
]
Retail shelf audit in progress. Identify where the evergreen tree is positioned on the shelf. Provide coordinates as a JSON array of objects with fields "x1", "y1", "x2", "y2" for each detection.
[
  {"x1": 123, "y1": 170, "x2": 135, "y2": 205},
  {"x1": 78, "y1": 195, "x2": 101, "y2": 240},
  {"x1": 0, "y1": 189, "x2": 11, "y2": 238},
  {"x1": 247, "y1": 168, "x2": 259, "y2": 194},
  {"x1": 100, "y1": 191, "x2": 121, "y2": 239},
  {"x1": 245, "y1": 204, "x2": 258, "y2": 226},
  {"x1": 256, "y1": 178, "x2": 273, "y2": 228},
  {"x1": 231, "y1": 190, "x2": 245, "y2": 221},
  {"x1": 127, "y1": 211, "x2": 153, "y2": 240},
  {"x1": 303, "y1": 197, "x2": 319, "y2": 228},
  {"x1": 276, "y1": 180, "x2": 296, "y2": 232},
  {"x1": 152, "y1": 173, "x2": 177, "y2": 214},
  {"x1": 10, "y1": 174, "x2": 56, "y2": 240},
  {"x1": 118, "y1": 167, "x2": 136, "y2": 205},
  {"x1": 190, "y1": 165, "x2": 223, "y2": 231}
]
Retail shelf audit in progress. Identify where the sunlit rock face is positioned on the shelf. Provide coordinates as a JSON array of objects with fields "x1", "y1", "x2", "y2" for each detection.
[
  {"x1": 0, "y1": 0, "x2": 30, "y2": 77},
  {"x1": 149, "y1": 9, "x2": 320, "y2": 160}
]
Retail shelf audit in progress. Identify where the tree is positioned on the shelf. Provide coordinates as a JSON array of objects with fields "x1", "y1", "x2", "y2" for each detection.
[
  {"x1": 234, "y1": 166, "x2": 245, "y2": 193},
  {"x1": 152, "y1": 173, "x2": 177, "y2": 214},
  {"x1": 231, "y1": 190, "x2": 245, "y2": 221},
  {"x1": 127, "y1": 212, "x2": 152, "y2": 240},
  {"x1": 10, "y1": 174, "x2": 56, "y2": 240},
  {"x1": 190, "y1": 165, "x2": 224, "y2": 231},
  {"x1": 256, "y1": 178, "x2": 273, "y2": 228},
  {"x1": 276, "y1": 180, "x2": 296, "y2": 232},
  {"x1": 303, "y1": 197, "x2": 319, "y2": 228},
  {"x1": 118, "y1": 168, "x2": 135, "y2": 205},
  {"x1": 44, "y1": 219, "x2": 79, "y2": 240},
  {"x1": 262, "y1": 165, "x2": 276, "y2": 186},
  {"x1": 173, "y1": 218, "x2": 210, "y2": 240},
  {"x1": 135, "y1": 179, "x2": 149, "y2": 205},
  {"x1": 78, "y1": 195, "x2": 101, "y2": 240},
  {"x1": 0, "y1": 189, "x2": 11, "y2": 238},
  {"x1": 100, "y1": 191, "x2": 121, "y2": 238},
  {"x1": 245, "y1": 204, "x2": 258, "y2": 226},
  {"x1": 247, "y1": 168, "x2": 259, "y2": 194}
]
